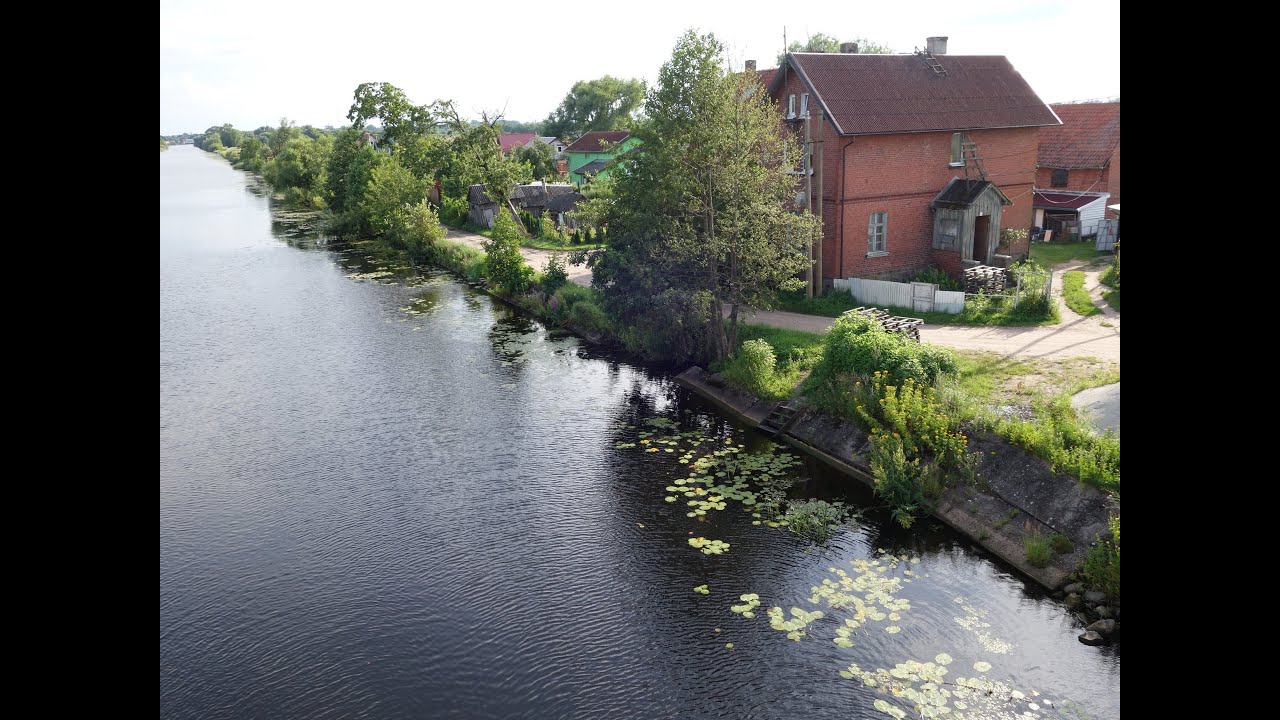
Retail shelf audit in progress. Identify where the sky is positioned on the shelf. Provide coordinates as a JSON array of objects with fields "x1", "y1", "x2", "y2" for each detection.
[{"x1": 159, "y1": 0, "x2": 1119, "y2": 135}]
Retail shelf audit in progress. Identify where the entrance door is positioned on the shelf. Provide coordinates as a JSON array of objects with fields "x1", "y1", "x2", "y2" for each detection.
[{"x1": 974, "y1": 215, "x2": 990, "y2": 265}]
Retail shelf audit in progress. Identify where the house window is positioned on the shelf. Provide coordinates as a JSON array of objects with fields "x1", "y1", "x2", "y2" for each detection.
[
  {"x1": 938, "y1": 217, "x2": 959, "y2": 249},
  {"x1": 788, "y1": 94, "x2": 797, "y2": 118},
  {"x1": 1051, "y1": 169, "x2": 1069, "y2": 187},
  {"x1": 867, "y1": 212, "x2": 887, "y2": 255},
  {"x1": 950, "y1": 133, "x2": 964, "y2": 166},
  {"x1": 800, "y1": 93, "x2": 809, "y2": 117}
]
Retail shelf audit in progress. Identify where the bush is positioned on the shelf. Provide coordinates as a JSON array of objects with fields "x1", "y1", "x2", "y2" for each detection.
[
  {"x1": 1100, "y1": 253, "x2": 1120, "y2": 290},
  {"x1": 541, "y1": 253, "x2": 569, "y2": 295},
  {"x1": 567, "y1": 296, "x2": 612, "y2": 334},
  {"x1": 855, "y1": 373, "x2": 967, "y2": 467},
  {"x1": 811, "y1": 313, "x2": 957, "y2": 387},
  {"x1": 1009, "y1": 260, "x2": 1053, "y2": 318},
  {"x1": 1024, "y1": 527, "x2": 1051, "y2": 568},
  {"x1": 781, "y1": 499, "x2": 856, "y2": 543},
  {"x1": 1082, "y1": 515, "x2": 1120, "y2": 597},
  {"x1": 483, "y1": 212, "x2": 535, "y2": 293},
  {"x1": 439, "y1": 196, "x2": 468, "y2": 226},
  {"x1": 910, "y1": 265, "x2": 962, "y2": 291},
  {"x1": 868, "y1": 434, "x2": 927, "y2": 529},
  {"x1": 721, "y1": 339, "x2": 778, "y2": 397}
]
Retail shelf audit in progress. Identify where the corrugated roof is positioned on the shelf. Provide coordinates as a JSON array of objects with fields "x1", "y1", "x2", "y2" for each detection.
[
  {"x1": 499, "y1": 133, "x2": 537, "y2": 153},
  {"x1": 1038, "y1": 102, "x2": 1120, "y2": 169},
  {"x1": 1032, "y1": 190, "x2": 1109, "y2": 210},
  {"x1": 572, "y1": 159, "x2": 609, "y2": 175},
  {"x1": 774, "y1": 53, "x2": 1059, "y2": 135},
  {"x1": 546, "y1": 192, "x2": 585, "y2": 213},
  {"x1": 564, "y1": 131, "x2": 631, "y2": 153}
]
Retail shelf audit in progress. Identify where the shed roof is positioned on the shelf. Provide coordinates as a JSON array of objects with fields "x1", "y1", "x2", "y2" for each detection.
[
  {"x1": 572, "y1": 159, "x2": 609, "y2": 175},
  {"x1": 564, "y1": 131, "x2": 631, "y2": 153},
  {"x1": 1038, "y1": 102, "x2": 1120, "y2": 169},
  {"x1": 930, "y1": 178, "x2": 1012, "y2": 209}
]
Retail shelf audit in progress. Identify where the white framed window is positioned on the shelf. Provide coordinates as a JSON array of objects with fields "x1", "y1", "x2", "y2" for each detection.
[
  {"x1": 867, "y1": 212, "x2": 887, "y2": 255},
  {"x1": 950, "y1": 132, "x2": 964, "y2": 166},
  {"x1": 788, "y1": 94, "x2": 797, "y2": 118},
  {"x1": 800, "y1": 93, "x2": 809, "y2": 117}
]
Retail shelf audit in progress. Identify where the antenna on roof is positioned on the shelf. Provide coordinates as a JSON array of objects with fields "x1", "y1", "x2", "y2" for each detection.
[{"x1": 913, "y1": 46, "x2": 948, "y2": 77}]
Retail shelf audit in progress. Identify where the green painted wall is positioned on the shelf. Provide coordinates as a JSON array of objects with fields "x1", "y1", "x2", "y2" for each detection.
[{"x1": 567, "y1": 137, "x2": 642, "y2": 184}]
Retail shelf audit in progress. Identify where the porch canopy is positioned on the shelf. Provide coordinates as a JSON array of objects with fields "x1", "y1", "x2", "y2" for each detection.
[{"x1": 930, "y1": 178, "x2": 1012, "y2": 264}]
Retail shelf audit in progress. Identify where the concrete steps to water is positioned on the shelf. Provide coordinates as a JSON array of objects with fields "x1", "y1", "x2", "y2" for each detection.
[{"x1": 759, "y1": 403, "x2": 802, "y2": 437}]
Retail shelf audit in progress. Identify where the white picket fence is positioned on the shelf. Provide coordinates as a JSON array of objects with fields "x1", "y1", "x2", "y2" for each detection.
[{"x1": 832, "y1": 278, "x2": 965, "y2": 314}]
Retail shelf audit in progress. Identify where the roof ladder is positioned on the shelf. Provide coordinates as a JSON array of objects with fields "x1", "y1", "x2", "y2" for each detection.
[
  {"x1": 915, "y1": 48, "x2": 949, "y2": 77},
  {"x1": 962, "y1": 136, "x2": 988, "y2": 187}
]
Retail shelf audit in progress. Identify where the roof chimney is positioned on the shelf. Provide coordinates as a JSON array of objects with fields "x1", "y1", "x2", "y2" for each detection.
[
  {"x1": 840, "y1": 42, "x2": 858, "y2": 54},
  {"x1": 926, "y1": 36, "x2": 948, "y2": 55},
  {"x1": 745, "y1": 59, "x2": 757, "y2": 72}
]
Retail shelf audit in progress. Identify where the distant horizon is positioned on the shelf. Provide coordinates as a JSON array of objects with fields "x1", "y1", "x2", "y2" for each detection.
[{"x1": 161, "y1": 0, "x2": 1120, "y2": 136}]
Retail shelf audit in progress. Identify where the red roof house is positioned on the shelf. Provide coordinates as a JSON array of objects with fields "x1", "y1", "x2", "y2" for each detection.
[
  {"x1": 765, "y1": 39, "x2": 1059, "y2": 282},
  {"x1": 1036, "y1": 102, "x2": 1120, "y2": 214},
  {"x1": 498, "y1": 133, "x2": 538, "y2": 154}
]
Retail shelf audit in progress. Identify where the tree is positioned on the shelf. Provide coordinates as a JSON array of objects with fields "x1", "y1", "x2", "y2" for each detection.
[
  {"x1": 501, "y1": 119, "x2": 544, "y2": 134},
  {"x1": 594, "y1": 30, "x2": 819, "y2": 364},
  {"x1": 543, "y1": 76, "x2": 645, "y2": 141},
  {"x1": 361, "y1": 156, "x2": 427, "y2": 240},
  {"x1": 269, "y1": 118, "x2": 301, "y2": 157},
  {"x1": 483, "y1": 210, "x2": 534, "y2": 293},
  {"x1": 347, "y1": 82, "x2": 444, "y2": 148},
  {"x1": 776, "y1": 32, "x2": 893, "y2": 64},
  {"x1": 512, "y1": 141, "x2": 557, "y2": 181},
  {"x1": 325, "y1": 128, "x2": 365, "y2": 212}
]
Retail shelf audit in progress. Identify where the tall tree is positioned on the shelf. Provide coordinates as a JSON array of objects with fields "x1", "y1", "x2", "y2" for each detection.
[
  {"x1": 347, "y1": 82, "x2": 443, "y2": 148},
  {"x1": 543, "y1": 76, "x2": 645, "y2": 141},
  {"x1": 776, "y1": 32, "x2": 893, "y2": 64},
  {"x1": 512, "y1": 141, "x2": 557, "y2": 181},
  {"x1": 595, "y1": 30, "x2": 819, "y2": 364}
]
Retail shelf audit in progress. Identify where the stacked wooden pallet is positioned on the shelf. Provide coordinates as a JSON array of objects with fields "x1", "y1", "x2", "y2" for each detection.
[
  {"x1": 964, "y1": 265, "x2": 1007, "y2": 294},
  {"x1": 842, "y1": 307, "x2": 923, "y2": 342}
]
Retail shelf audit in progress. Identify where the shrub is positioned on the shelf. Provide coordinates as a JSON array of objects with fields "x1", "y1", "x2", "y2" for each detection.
[
  {"x1": 868, "y1": 434, "x2": 927, "y2": 529},
  {"x1": 811, "y1": 313, "x2": 957, "y2": 387},
  {"x1": 1100, "y1": 253, "x2": 1120, "y2": 290},
  {"x1": 1082, "y1": 515, "x2": 1120, "y2": 597},
  {"x1": 721, "y1": 339, "x2": 778, "y2": 396},
  {"x1": 483, "y1": 212, "x2": 535, "y2": 293},
  {"x1": 1009, "y1": 261, "x2": 1053, "y2": 318},
  {"x1": 781, "y1": 499, "x2": 856, "y2": 543},
  {"x1": 439, "y1": 196, "x2": 468, "y2": 226},
  {"x1": 855, "y1": 373, "x2": 967, "y2": 467},
  {"x1": 999, "y1": 227, "x2": 1029, "y2": 249},
  {"x1": 1049, "y1": 533, "x2": 1074, "y2": 554},
  {"x1": 909, "y1": 265, "x2": 962, "y2": 291},
  {"x1": 567, "y1": 296, "x2": 612, "y2": 335},
  {"x1": 1024, "y1": 527, "x2": 1051, "y2": 568},
  {"x1": 541, "y1": 253, "x2": 569, "y2": 295}
]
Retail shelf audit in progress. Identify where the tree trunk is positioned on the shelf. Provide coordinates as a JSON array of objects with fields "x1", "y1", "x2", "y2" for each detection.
[
  {"x1": 729, "y1": 303, "x2": 740, "y2": 352},
  {"x1": 707, "y1": 299, "x2": 729, "y2": 364}
]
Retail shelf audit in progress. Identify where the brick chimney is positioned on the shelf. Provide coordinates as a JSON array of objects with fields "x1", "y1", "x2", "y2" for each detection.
[
  {"x1": 840, "y1": 42, "x2": 858, "y2": 54},
  {"x1": 745, "y1": 59, "x2": 757, "y2": 72},
  {"x1": 926, "y1": 36, "x2": 948, "y2": 55}
]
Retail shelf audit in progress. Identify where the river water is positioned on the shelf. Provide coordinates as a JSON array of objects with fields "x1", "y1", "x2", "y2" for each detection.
[{"x1": 160, "y1": 146, "x2": 1119, "y2": 719}]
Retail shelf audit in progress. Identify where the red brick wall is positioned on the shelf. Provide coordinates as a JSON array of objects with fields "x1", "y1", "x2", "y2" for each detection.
[
  {"x1": 1035, "y1": 166, "x2": 1107, "y2": 194},
  {"x1": 770, "y1": 69, "x2": 1038, "y2": 281},
  {"x1": 1107, "y1": 146, "x2": 1120, "y2": 215}
]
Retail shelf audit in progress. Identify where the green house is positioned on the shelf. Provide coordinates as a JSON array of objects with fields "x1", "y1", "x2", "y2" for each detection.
[{"x1": 564, "y1": 130, "x2": 641, "y2": 184}]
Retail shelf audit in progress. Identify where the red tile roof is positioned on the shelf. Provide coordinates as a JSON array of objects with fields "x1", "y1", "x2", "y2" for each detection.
[
  {"x1": 757, "y1": 68, "x2": 777, "y2": 87},
  {"x1": 564, "y1": 130, "x2": 631, "y2": 153},
  {"x1": 1038, "y1": 102, "x2": 1120, "y2": 169},
  {"x1": 1032, "y1": 191, "x2": 1108, "y2": 210},
  {"x1": 499, "y1": 133, "x2": 537, "y2": 153},
  {"x1": 774, "y1": 53, "x2": 1059, "y2": 135}
]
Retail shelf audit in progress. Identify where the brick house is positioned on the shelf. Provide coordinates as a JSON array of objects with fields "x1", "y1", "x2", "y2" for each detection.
[
  {"x1": 763, "y1": 38, "x2": 1059, "y2": 283},
  {"x1": 1035, "y1": 101, "x2": 1120, "y2": 221}
]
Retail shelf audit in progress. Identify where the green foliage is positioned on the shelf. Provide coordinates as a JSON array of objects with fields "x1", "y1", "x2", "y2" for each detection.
[
  {"x1": 324, "y1": 128, "x2": 365, "y2": 213},
  {"x1": 996, "y1": 394, "x2": 1120, "y2": 493},
  {"x1": 868, "y1": 434, "x2": 927, "y2": 529},
  {"x1": 265, "y1": 134, "x2": 333, "y2": 197},
  {"x1": 512, "y1": 141, "x2": 557, "y2": 181},
  {"x1": 1028, "y1": 240, "x2": 1102, "y2": 266},
  {"x1": 781, "y1": 499, "x2": 856, "y2": 543},
  {"x1": 1009, "y1": 260, "x2": 1053, "y2": 318},
  {"x1": 855, "y1": 373, "x2": 967, "y2": 467},
  {"x1": 909, "y1": 265, "x2": 962, "y2": 291},
  {"x1": 776, "y1": 32, "x2": 893, "y2": 64},
  {"x1": 236, "y1": 136, "x2": 267, "y2": 172},
  {"x1": 483, "y1": 211, "x2": 534, "y2": 293},
  {"x1": 809, "y1": 313, "x2": 956, "y2": 388},
  {"x1": 1062, "y1": 271, "x2": 1101, "y2": 316},
  {"x1": 720, "y1": 339, "x2": 782, "y2": 399},
  {"x1": 544, "y1": 76, "x2": 646, "y2": 140},
  {"x1": 565, "y1": 293, "x2": 612, "y2": 335},
  {"x1": 1101, "y1": 251, "x2": 1120, "y2": 290},
  {"x1": 362, "y1": 157, "x2": 427, "y2": 236},
  {"x1": 160, "y1": 138, "x2": 169, "y2": 151},
  {"x1": 1024, "y1": 528, "x2": 1051, "y2": 568},
  {"x1": 439, "y1": 196, "x2": 468, "y2": 226},
  {"x1": 1049, "y1": 533, "x2": 1074, "y2": 554},
  {"x1": 347, "y1": 82, "x2": 444, "y2": 147},
  {"x1": 594, "y1": 30, "x2": 818, "y2": 364},
  {"x1": 425, "y1": 238, "x2": 487, "y2": 280},
  {"x1": 541, "y1": 253, "x2": 569, "y2": 295},
  {"x1": 1082, "y1": 515, "x2": 1120, "y2": 597},
  {"x1": 999, "y1": 227, "x2": 1029, "y2": 249}
]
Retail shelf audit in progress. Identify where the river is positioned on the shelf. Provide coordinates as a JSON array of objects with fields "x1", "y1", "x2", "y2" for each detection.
[{"x1": 160, "y1": 145, "x2": 1119, "y2": 719}]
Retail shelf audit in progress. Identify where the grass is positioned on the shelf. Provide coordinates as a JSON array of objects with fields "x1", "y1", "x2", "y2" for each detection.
[
  {"x1": 951, "y1": 351, "x2": 1119, "y2": 409},
  {"x1": 1062, "y1": 271, "x2": 1101, "y2": 317},
  {"x1": 1102, "y1": 289, "x2": 1120, "y2": 312},
  {"x1": 992, "y1": 508, "x2": 1019, "y2": 530},
  {"x1": 733, "y1": 324, "x2": 825, "y2": 369},
  {"x1": 1024, "y1": 528, "x2": 1051, "y2": 568},
  {"x1": 1049, "y1": 533, "x2": 1074, "y2": 554},
  {"x1": 715, "y1": 324, "x2": 825, "y2": 401},
  {"x1": 775, "y1": 290, "x2": 1059, "y2": 327},
  {"x1": 1029, "y1": 240, "x2": 1104, "y2": 266}
]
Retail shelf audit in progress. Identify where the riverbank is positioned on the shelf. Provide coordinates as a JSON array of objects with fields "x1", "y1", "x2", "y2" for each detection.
[{"x1": 675, "y1": 366, "x2": 1117, "y2": 592}]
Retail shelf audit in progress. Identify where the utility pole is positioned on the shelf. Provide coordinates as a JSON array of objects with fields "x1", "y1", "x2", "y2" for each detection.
[
  {"x1": 804, "y1": 109, "x2": 813, "y2": 300},
  {"x1": 813, "y1": 105, "x2": 824, "y2": 297}
]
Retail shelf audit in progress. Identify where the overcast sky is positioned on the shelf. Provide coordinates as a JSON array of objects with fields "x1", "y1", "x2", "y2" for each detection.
[{"x1": 160, "y1": 0, "x2": 1119, "y2": 135}]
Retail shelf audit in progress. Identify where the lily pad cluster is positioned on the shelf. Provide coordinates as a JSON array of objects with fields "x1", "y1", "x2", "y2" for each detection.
[
  {"x1": 729, "y1": 593, "x2": 761, "y2": 618},
  {"x1": 841, "y1": 654, "x2": 1057, "y2": 720},
  {"x1": 693, "y1": 584, "x2": 710, "y2": 595},
  {"x1": 345, "y1": 270, "x2": 395, "y2": 280},
  {"x1": 689, "y1": 537, "x2": 730, "y2": 555},
  {"x1": 807, "y1": 554, "x2": 916, "y2": 647},
  {"x1": 766, "y1": 606, "x2": 826, "y2": 641},
  {"x1": 952, "y1": 595, "x2": 1016, "y2": 654}
]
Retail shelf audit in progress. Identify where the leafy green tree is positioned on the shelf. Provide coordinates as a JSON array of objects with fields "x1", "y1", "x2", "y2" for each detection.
[
  {"x1": 595, "y1": 30, "x2": 819, "y2": 363},
  {"x1": 361, "y1": 156, "x2": 427, "y2": 240},
  {"x1": 217, "y1": 124, "x2": 244, "y2": 148},
  {"x1": 347, "y1": 82, "x2": 444, "y2": 148},
  {"x1": 237, "y1": 136, "x2": 266, "y2": 171},
  {"x1": 544, "y1": 76, "x2": 645, "y2": 140},
  {"x1": 512, "y1": 141, "x2": 557, "y2": 181},
  {"x1": 483, "y1": 210, "x2": 534, "y2": 293},
  {"x1": 501, "y1": 119, "x2": 544, "y2": 134},
  {"x1": 269, "y1": 118, "x2": 301, "y2": 157},
  {"x1": 325, "y1": 128, "x2": 365, "y2": 212},
  {"x1": 776, "y1": 33, "x2": 893, "y2": 64}
]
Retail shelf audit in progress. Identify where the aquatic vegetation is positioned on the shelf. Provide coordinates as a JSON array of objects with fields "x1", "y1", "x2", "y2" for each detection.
[
  {"x1": 952, "y1": 596, "x2": 1015, "y2": 654},
  {"x1": 781, "y1": 499, "x2": 857, "y2": 543},
  {"x1": 693, "y1": 584, "x2": 710, "y2": 595},
  {"x1": 345, "y1": 270, "x2": 395, "y2": 280},
  {"x1": 688, "y1": 537, "x2": 730, "y2": 555},
  {"x1": 730, "y1": 593, "x2": 760, "y2": 618},
  {"x1": 767, "y1": 606, "x2": 826, "y2": 641},
  {"x1": 841, "y1": 654, "x2": 1058, "y2": 720}
]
